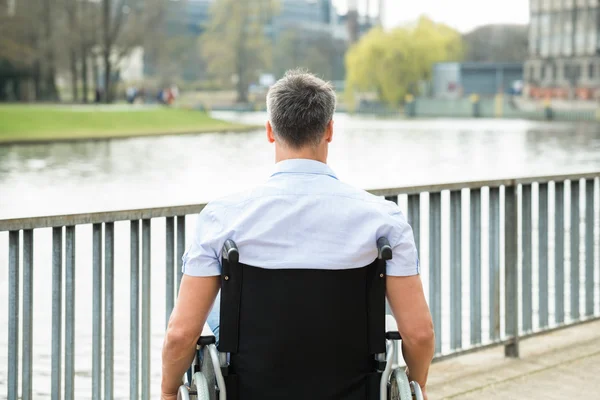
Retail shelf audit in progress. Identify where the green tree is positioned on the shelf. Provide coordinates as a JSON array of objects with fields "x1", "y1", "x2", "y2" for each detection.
[
  {"x1": 201, "y1": 0, "x2": 278, "y2": 103},
  {"x1": 345, "y1": 16, "x2": 464, "y2": 108},
  {"x1": 273, "y1": 28, "x2": 340, "y2": 80}
]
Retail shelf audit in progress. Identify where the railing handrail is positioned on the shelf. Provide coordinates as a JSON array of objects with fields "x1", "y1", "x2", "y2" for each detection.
[{"x1": 1, "y1": 170, "x2": 598, "y2": 231}]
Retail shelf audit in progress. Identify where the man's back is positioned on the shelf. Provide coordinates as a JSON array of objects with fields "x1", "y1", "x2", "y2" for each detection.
[
  {"x1": 182, "y1": 158, "x2": 419, "y2": 278},
  {"x1": 161, "y1": 71, "x2": 433, "y2": 400}
]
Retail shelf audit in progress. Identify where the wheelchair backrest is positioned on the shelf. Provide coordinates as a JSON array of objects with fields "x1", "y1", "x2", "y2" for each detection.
[{"x1": 217, "y1": 244, "x2": 388, "y2": 400}]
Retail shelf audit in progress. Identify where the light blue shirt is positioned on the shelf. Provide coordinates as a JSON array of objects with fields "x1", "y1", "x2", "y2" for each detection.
[{"x1": 182, "y1": 159, "x2": 419, "y2": 277}]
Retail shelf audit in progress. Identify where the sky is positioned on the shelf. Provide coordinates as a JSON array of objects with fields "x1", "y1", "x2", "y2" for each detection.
[{"x1": 333, "y1": 0, "x2": 530, "y2": 33}]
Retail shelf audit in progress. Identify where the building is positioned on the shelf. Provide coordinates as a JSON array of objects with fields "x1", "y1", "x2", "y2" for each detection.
[
  {"x1": 433, "y1": 62, "x2": 523, "y2": 98},
  {"x1": 525, "y1": 0, "x2": 600, "y2": 100}
]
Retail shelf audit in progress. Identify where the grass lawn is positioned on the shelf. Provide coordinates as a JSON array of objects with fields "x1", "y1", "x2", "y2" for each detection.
[{"x1": 0, "y1": 104, "x2": 256, "y2": 144}]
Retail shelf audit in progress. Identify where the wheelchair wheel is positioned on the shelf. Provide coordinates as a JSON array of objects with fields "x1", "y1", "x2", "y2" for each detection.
[
  {"x1": 191, "y1": 371, "x2": 211, "y2": 400},
  {"x1": 177, "y1": 385, "x2": 191, "y2": 400},
  {"x1": 411, "y1": 381, "x2": 424, "y2": 400},
  {"x1": 390, "y1": 369, "x2": 412, "y2": 400}
]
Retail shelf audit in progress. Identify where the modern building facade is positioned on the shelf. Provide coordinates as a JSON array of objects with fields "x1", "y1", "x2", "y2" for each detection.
[
  {"x1": 433, "y1": 62, "x2": 523, "y2": 98},
  {"x1": 525, "y1": 0, "x2": 600, "y2": 99}
]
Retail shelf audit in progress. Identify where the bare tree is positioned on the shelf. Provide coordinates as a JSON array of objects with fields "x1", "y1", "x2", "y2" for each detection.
[
  {"x1": 100, "y1": 0, "x2": 166, "y2": 103},
  {"x1": 201, "y1": 0, "x2": 278, "y2": 103}
]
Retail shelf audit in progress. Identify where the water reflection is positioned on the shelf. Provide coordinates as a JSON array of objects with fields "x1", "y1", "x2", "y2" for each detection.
[{"x1": 1, "y1": 113, "x2": 600, "y2": 219}]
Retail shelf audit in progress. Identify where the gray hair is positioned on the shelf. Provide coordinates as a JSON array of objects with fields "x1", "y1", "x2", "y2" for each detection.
[{"x1": 266, "y1": 69, "x2": 337, "y2": 149}]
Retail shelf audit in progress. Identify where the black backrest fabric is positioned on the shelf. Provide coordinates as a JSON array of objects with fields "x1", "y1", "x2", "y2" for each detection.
[{"x1": 219, "y1": 259, "x2": 386, "y2": 400}]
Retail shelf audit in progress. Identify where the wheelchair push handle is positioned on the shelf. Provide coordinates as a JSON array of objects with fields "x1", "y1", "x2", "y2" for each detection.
[
  {"x1": 377, "y1": 237, "x2": 392, "y2": 261},
  {"x1": 222, "y1": 239, "x2": 239, "y2": 263}
]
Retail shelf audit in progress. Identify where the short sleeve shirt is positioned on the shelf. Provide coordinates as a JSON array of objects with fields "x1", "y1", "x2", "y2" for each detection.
[{"x1": 182, "y1": 159, "x2": 419, "y2": 277}]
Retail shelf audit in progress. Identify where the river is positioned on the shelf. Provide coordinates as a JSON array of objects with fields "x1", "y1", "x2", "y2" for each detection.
[{"x1": 0, "y1": 113, "x2": 599, "y2": 399}]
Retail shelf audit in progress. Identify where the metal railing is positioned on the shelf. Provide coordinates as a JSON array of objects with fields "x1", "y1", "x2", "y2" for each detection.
[{"x1": 1, "y1": 171, "x2": 599, "y2": 399}]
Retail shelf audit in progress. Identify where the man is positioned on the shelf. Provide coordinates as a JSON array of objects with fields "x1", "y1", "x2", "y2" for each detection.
[{"x1": 161, "y1": 70, "x2": 435, "y2": 400}]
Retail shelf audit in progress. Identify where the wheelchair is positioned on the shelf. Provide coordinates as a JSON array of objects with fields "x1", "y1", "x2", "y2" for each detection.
[{"x1": 178, "y1": 238, "x2": 424, "y2": 400}]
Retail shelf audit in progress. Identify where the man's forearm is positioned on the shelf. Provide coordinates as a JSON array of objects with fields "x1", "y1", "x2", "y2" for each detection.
[
  {"x1": 161, "y1": 336, "x2": 198, "y2": 396},
  {"x1": 402, "y1": 334, "x2": 435, "y2": 389}
]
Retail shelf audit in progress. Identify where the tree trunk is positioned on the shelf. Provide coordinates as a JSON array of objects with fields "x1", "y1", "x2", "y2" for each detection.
[
  {"x1": 236, "y1": 57, "x2": 248, "y2": 103},
  {"x1": 43, "y1": 0, "x2": 59, "y2": 101},
  {"x1": 70, "y1": 49, "x2": 78, "y2": 103},
  {"x1": 92, "y1": 53, "x2": 100, "y2": 102},
  {"x1": 81, "y1": 47, "x2": 88, "y2": 103},
  {"x1": 68, "y1": 0, "x2": 78, "y2": 102},
  {"x1": 102, "y1": 0, "x2": 112, "y2": 103},
  {"x1": 103, "y1": 52, "x2": 111, "y2": 103},
  {"x1": 33, "y1": 61, "x2": 41, "y2": 101}
]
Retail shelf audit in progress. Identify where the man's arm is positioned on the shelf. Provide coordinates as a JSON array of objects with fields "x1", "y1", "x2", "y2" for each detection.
[
  {"x1": 161, "y1": 275, "x2": 220, "y2": 399},
  {"x1": 386, "y1": 275, "x2": 435, "y2": 391}
]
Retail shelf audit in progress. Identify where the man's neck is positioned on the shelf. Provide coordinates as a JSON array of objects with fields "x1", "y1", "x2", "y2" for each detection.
[{"x1": 275, "y1": 147, "x2": 327, "y2": 164}]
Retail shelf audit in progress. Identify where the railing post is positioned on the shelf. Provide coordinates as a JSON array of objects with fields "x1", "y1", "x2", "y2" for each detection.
[
  {"x1": 450, "y1": 191, "x2": 462, "y2": 350},
  {"x1": 522, "y1": 184, "x2": 533, "y2": 332},
  {"x1": 130, "y1": 220, "x2": 140, "y2": 400},
  {"x1": 585, "y1": 179, "x2": 595, "y2": 317},
  {"x1": 176, "y1": 216, "x2": 186, "y2": 294},
  {"x1": 555, "y1": 181, "x2": 565, "y2": 324},
  {"x1": 489, "y1": 187, "x2": 501, "y2": 341},
  {"x1": 105, "y1": 222, "x2": 115, "y2": 400},
  {"x1": 538, "y1": 183, "x2": 549, "y2": 328},
  {"x1": 470, "y1": 189, "x2": 482, "y2": 345},
  {"x1": 429, "y1": 192, "x2": 442, "y2": 354},
  {"x1": 52, "y1": 227, "x2": 63, "y2": 400},
  {"x1": 8, "y1": 231, "x2": 20, "y2": 400},
  {"x1": 22, "y1": 229, "x2": 34, "y2": 400},
  {"x1": 65, "y1": 226, "x2": 76, "y2": 400},
  {"x1": 570, "y1": 180, "x2": 580, "y2": 320},
  {"x1": 407, "y1": 194, "x2": 421, "y2": 253},
  {"x1": 166, "y1": 217, "x2": 175, "y2": 327},
  {"x1": 92, "y1": 223, "x2": 103, "y2": 400},
  {"x1": 142, "y1": 219, "x2": 151, "y2": 400},
  {"x1": 504, "y1": 184, "x2": 519, "y2": 357}
]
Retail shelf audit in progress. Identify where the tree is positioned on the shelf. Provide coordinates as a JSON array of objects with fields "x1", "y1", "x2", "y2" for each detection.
[
  {"x1": 0, "y1": 0, "x2": 58, "y2": 101},
  {"x1": 201, "y1": 0, "x2": 278, "y2": 103},
  {"x1": 463, "y1": 24, "x2": 528, "y2": 63},
  {"x1": 273, "y1": 28, "x2": 341, "y2": 80},
  {"x1": 98, "y1": 0, "x2": 166, "y2": 103},
  {"x1": 345, "y1": 16, "x2": 464, "y2": 108}
]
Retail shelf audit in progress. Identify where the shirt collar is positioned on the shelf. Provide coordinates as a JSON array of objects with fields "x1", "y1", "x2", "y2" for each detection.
[{"x1": 271, "y1": 159, "x2": 338, "y2": 180}]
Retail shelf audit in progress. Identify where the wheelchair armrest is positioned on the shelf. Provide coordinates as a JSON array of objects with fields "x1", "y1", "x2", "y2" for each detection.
[
  {"x1": 198, "y1": 323, "x2": 216, "y2": 346},
  {"x1": 385, "y1": 315, "x2": 401, "y2": 340}
]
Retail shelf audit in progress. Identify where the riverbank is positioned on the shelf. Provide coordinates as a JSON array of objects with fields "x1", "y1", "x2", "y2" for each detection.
[{"x1": 0, "y1": 105, "x2": 257, "y2": 145}]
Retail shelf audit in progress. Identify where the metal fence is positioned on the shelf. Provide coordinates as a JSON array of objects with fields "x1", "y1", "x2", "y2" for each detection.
[{"x1": 2, "y1": 172, "x2": 599, "y2": 399}]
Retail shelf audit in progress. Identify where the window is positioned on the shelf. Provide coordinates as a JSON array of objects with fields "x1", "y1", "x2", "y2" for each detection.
[
  {"x1": 541, "y1": 65, "x2": 546, "y2": 80},
  {"x1": 589, "y1": 63, "x2": 595, "y2": 79},
  {"x1": 575, "y1": 11, "x2": 587, "y2": 55},
  {"x1": 540, "y1": 13, "x2": 551, "y2": 57},
  {"x1": 551, "y1": 12, "x2": 562, "y2": 56},
  {"x1": 563, "y1": 10, "x2": 574, "y2": 56},
  {"x1": 587, "y1": 8, "x2": 597, "y2": 55},
  {"x1": 531, "y1": 66, "x2": 537, "y2": 81},
  {"x1": 530, "y1": 15, "x2": 540, "y2": 55}
]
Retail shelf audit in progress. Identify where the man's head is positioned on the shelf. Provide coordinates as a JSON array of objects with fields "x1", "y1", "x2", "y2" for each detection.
[{"x1": 266, "y1": 70, "x2": 337, "y2": 162}]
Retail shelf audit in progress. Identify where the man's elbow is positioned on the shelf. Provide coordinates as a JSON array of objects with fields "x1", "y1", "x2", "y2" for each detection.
[
  {"x1": 403, "y1": 322, "x2": 435, "y2": 350},
  {"x1": 163, "y1": 325, "x2": 196, "y2": 358}
]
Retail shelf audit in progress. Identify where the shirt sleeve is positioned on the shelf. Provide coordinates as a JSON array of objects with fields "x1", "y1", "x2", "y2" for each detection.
[
  {"x1": 181, "y1": 206, "x2": 223, "y2": 277},
  {"x1": 386, "y1": 210, "x2": 420, "y2": 277}
]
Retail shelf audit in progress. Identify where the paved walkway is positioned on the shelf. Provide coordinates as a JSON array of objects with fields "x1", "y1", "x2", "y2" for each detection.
[{"x1": 428, "y1": 319, "x2": 600, "y2": 399}]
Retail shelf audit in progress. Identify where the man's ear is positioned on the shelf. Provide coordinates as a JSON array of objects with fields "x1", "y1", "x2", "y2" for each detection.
[
  {"x1": 266, "y1": 121, "x2": 275, "y2": 144},
  {"x1": 325, "y1": 120, "x2": 334, "y2": 143}
]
